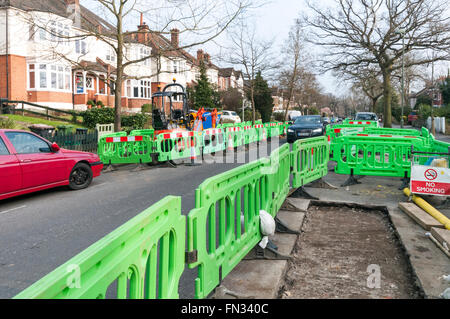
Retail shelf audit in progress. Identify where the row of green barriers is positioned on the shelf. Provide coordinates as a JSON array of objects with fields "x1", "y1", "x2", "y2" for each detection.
[
  {"x1": 98, "y1": 122, "x2": 292, "y2": 166},
  {"x1": 328, "y1": 124, "x2": 450, "y2": 180},
  {"x1": 14, "y1": 136, "x2": 329, "y2": 299}
]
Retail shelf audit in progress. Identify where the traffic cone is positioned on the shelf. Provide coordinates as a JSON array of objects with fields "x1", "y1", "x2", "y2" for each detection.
[
  {"x1": 227, "y1": 133, "x2": 234, "y2": 151},
  {"x1": 262, "y1": 129, "x2": 267, "y2": 142},
  {"x1": 186, "y1": 137, "x2": 200, "y2": 166}
]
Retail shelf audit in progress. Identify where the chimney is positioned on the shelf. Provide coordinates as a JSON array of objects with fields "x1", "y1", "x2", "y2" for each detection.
[
  {"x1": 65, "y1": 0, "x2": 81, "y2": 27},
  {"x1": 205, "y1": 53, "x2": 210, "y2": 64},
  {"x1": 137, "y1": 12, "x2": 150, "y2": 44},
  {"x1": 171, "y1": 29, "x2": 179, "y2": 48},
  {"x1": 197, "y1": 49, "x2": 204, "y2": 63}
]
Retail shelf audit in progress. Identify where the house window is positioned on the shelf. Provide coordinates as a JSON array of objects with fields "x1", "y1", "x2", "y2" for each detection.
[
  {"x1": 29, "y1": 63, "x2": 72, "y2": 91},
  {"x1": 140, "y1": 47, "x2": 150, "y2": 66},
  {"x1": 131, "y1": 79, "x2": 151, "y2": 98},
  {"x1": 28, "y1": 64, "x2": 35, "y2": 89},
  {"x1": 86, "y1": 77, "x2": 94, "y2": 90},
  {"x1": 106, "y1": 47, "x2": 116, "y2": 63},
  {"x1": 39, "y1": 65, "x2": 47, "y2": 89},
  {"x1": 39, "y1": 28, "x2": 47, "y2": 41},
  {"x1": 75, "y1": 37, "x2": 87, "y2": 54}
]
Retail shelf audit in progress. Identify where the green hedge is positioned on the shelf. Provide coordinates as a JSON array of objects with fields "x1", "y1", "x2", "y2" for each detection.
[{"x1": 81, "y1": 108, "x2": 149, "y2": 130}]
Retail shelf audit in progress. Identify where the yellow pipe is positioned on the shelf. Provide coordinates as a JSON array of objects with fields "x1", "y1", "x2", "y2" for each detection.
[{"x1": 403, "y1": 188, "x2": 450, "y2": 230}]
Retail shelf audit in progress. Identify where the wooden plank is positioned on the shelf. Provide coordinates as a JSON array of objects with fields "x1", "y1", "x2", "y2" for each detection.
[
  {"x1": 430, "y1": 227, "x2": 450, "y2": 249},
  {"x1": 398, "y1": 202, "x2": 445, "y2": 231}
]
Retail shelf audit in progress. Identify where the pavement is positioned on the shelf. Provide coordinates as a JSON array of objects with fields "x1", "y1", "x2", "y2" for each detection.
[{"x1": 216, "y1": 164, "x2": 449, "y2": 299}]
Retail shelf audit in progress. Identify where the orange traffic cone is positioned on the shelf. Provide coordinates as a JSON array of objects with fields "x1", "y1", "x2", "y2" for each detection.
[{"x1": 227, "y1": 134, "x2": 234, "y2": 151}]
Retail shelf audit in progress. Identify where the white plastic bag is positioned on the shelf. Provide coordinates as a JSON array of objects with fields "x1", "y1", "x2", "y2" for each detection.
[
  {"x1": 259, "y1": 210, "x2": 275, "y2": 249},
  {"x1": 259, "y1": 210, "x2": 275, "y2": 236}
]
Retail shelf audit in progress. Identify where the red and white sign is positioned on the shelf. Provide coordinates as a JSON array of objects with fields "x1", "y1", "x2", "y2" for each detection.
[{"x1": 410, "y1": 165, "x2": 450, "y2": 197}]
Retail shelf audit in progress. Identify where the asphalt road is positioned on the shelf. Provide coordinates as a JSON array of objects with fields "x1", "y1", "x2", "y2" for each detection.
[{"x1": 0, "y1": 138, "x2": 286, "y2": 299}]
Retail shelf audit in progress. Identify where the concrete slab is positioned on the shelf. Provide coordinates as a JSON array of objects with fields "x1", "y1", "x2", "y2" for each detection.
[
  {"x1": 282, "y1": 198, "x2": 310, "y2": 212},
  {"x1": 398, "y1": 202, "x2": 445, "y2": 231},
  {"x1": 216, "y1": 211, "x2": 305, "y2": 299},
  {"x1": 431, "y1": 227, "x2": 450, "y2": 249}
]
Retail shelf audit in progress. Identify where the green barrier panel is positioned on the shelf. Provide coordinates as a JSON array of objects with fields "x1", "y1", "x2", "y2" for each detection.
[
  {"x1": 431, "y1": 138, "x2": 450, "y2": 154},
  {"x1": 224, "y1": 126, "x2": 243, "y2": 149},
  {"x1": 14, "y1": 196, "x2": 185, "y2": 299},
  {"x1": 363, "y1": 127, "x2": 421, "y2": 137},
  {"x1": 265, "y1": 143, "x2": 291, "y2": 216},
  {"x1": 155, "y1": 131, "x2": 202, "y2": 162},
  {"x1": 254, "y1": 124, "x2": 266, "y2": 142},
  {"x1": 343, "y1": 119, "x2": 379, "y2": 127},
  {"x1": 130, "y1": 129, "x2": 155, "y2": 138},
  {"x1": 292, "y1": 136, "x2": 329, "y2": 188},
  {"x1": 187, "y1": 158, "x2": 271, "y2": 299},
  {"x1": 333, "y1": 134, "x2": 430, "y2": 178},
  {"x1": 98, "y1": 135, "x2": 153, "y2": 165},
  {"x1": 202, "y1": 128, "x2": 225, "y2": 155},
  {"x1": 241, "y1": 125, "x2": 256, "y2": 145}
]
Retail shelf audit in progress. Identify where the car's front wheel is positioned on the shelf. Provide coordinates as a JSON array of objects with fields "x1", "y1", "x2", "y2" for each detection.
[{"x1": 69, "y1": 163, "x2": 93, "y2": 190}]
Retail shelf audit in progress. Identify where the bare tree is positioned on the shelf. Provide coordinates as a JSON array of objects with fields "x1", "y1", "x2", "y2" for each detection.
[
  {"x1": 279, "y1": 18, "x2": 309, "y2": 121},
  {"x1": 223, "y1": 20, "x2": 275, "y2": 124},
  {"x1": 25, "y1": 0, "x2": 254, "y2": 131},
  {"x1": 304, "y1": 0, "x2": 450, "y2": 127}
]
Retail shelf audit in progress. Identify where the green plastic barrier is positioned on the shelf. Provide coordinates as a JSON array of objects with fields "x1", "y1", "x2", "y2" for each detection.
[
  {"x1": 155, "y1": 131, "x2": 202, "y2": 162},
  {"x1": 98, "y1": 134, "x2": 153, "y2": 165},
  {"x1": 224, "y1": 126, "x2": 243, "y2": 149},
  {"x1": 202, "y1": 128, "x2": 225, "y2": 155},
  {"x1": 14, "y1": 196, "x2": 186, "y2": 299},
  {"x1": 343, "y1": 119, "x2": 379, "y2": 127},
  {"x1": 292, "y1": 136, "x2": 329, "y2": 188},
  {"x1": 333, "y1": 134, "x2": 430, "y2": 178},
  {"x1": 187, "y1": 158, "x2": 270, "y2": 299},
  {"x1": 363, "y1": 127, "x2": 422, "y2": 137},
  {"x1": 265, "y1": 143, "x2": 291, "y2": 215},
  {"x1": 130, "y1": 129, "x2": 155, "y2": 138}
]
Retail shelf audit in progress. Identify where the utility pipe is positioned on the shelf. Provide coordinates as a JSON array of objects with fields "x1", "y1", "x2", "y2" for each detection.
[{"x1": 403, "y1": 188, "x2": 450, "y2": 230}]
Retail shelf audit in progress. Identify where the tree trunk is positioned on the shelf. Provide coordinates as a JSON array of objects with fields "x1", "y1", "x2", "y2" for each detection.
[
  {"x1": 382, "y1": 70, "x2": 392, "y2": 128},
  {"x1": 251, "y1": 86, "x2": 256, "y2": 125}
]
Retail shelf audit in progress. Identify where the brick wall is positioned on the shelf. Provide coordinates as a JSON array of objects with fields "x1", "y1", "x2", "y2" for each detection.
[{"x1": 0, "y1": 54, "x2": 27, "y2": 100}]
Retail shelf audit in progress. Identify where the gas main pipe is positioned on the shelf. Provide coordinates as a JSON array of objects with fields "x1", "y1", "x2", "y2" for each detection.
[{"x1": 403, "y1": 188, "x2": 450, "y2": 230}]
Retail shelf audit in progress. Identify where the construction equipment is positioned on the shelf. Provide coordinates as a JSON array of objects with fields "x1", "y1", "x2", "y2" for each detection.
[{"x1": 151, "y1": 80, "x2": 191, "y2": 131}]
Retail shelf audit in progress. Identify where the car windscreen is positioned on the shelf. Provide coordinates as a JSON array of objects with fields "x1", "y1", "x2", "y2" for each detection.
[
  {"x1": 231, "y1": 112, "x2": 238, "y2": 116},
  {"x1": 356, "y1": 114, "x2": 377, "y2": 120},
  {"x1": 294, "y1": 116, "x2": 322, "y2": 124}
]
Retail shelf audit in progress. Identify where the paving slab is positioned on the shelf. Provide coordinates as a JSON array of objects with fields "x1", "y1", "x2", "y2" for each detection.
[
  {"x1": 398, "y1": 202, "x2": 445, "y2": 231},
  {"x1": 216, "y1": 211, "x2": 305, "y2": 299},
  {"x1": 282, "y1": 198, "x2": 310, "y2": 212}
]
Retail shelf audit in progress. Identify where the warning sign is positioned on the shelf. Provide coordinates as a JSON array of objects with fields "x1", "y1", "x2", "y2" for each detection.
[{"x1": 410, "y1": 165, "x2": 450, "y2": 196}]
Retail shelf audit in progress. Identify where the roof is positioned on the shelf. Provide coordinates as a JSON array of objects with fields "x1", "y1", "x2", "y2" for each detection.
[
  {"x1": 3, "y1": 0, "x2": 222, "y2": 71},
  {"x1": 2, "y1": 0, "x2": 116, "y2": 34}
]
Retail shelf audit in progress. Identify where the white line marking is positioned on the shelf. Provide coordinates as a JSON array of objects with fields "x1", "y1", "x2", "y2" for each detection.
[{"x1": 0, "y1": 205, "x2": 27, "y2": 216}]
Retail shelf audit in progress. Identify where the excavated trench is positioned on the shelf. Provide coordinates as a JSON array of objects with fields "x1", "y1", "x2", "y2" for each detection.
[{"x1": 279, "y1": 204, "x2": 423, "y2": 299}]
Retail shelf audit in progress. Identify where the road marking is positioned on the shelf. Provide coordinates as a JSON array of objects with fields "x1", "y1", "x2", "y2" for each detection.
[{"x1": 0, "y1": 205, "x2": 27, "y2": 216}]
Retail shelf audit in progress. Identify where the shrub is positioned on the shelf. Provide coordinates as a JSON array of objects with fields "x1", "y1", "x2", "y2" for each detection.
[
  {"x1": 273, "y1": 111, "x2": 285, "y2": 122},
  {"x1": 96, "y1": 100, "x2": 105, "y2": 108},
  {"x1": 81, "y1": 107, "x2": 115, "y2": 129},
  {"x1": 0, "y1": 117, "x2": 15, "y2": 129},
  {"x1": 121, "y1": 113, "x2": 149, "y2": 129}
]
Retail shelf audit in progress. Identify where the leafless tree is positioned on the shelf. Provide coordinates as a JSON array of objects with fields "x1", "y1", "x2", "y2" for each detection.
[
  {"x1": 278, "y1": 18, "x2": 310, "y2": 121},
  {"x1": 304, "y1": 0, "x2": 450, "y2": 127},
  {"x1": 223, "y1": 19, "x2": 276, "y2": 124},
  {"x1": 25, "y1": 0, "x2": 254, "y2": 131}
]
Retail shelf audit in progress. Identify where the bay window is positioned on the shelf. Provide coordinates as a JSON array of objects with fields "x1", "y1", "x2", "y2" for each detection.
[{"x1": 28, "y1": 63, "x2": 72, "y2": 92}]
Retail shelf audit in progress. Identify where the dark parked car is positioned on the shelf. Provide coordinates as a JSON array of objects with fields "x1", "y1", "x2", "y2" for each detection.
[
  {"x1": 287, "y1": 115, "x2": 326, "y2": 143},
  {"x1": 355, "y1": 112, "x2": 378, "y2": 121}
]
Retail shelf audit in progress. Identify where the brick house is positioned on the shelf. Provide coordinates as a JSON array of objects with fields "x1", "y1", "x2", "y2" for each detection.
[{"x1": 0, "y1": 0, "x2": 228, "y2": 113}]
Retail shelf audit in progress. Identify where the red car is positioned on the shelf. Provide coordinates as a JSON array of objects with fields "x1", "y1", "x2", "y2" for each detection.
[{"x1": 0, "y1": 129, "x2": 103, "y2": 201}]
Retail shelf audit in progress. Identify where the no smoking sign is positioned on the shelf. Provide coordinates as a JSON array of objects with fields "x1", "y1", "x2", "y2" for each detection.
[{"x1": 424, "y1": 169, "x2": 438, "y2": 181}]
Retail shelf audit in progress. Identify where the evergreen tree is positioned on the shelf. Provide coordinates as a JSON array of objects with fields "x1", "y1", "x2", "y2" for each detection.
[
  {"x1": 251, "y1": 72, "x2": 273, "y2": 122},
  {"x1": 192, "y1": 61, "x2": 217, "y2": 110},
  {"x1": 440, "y1": 76, "x2": 450, "y2": 106}
]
